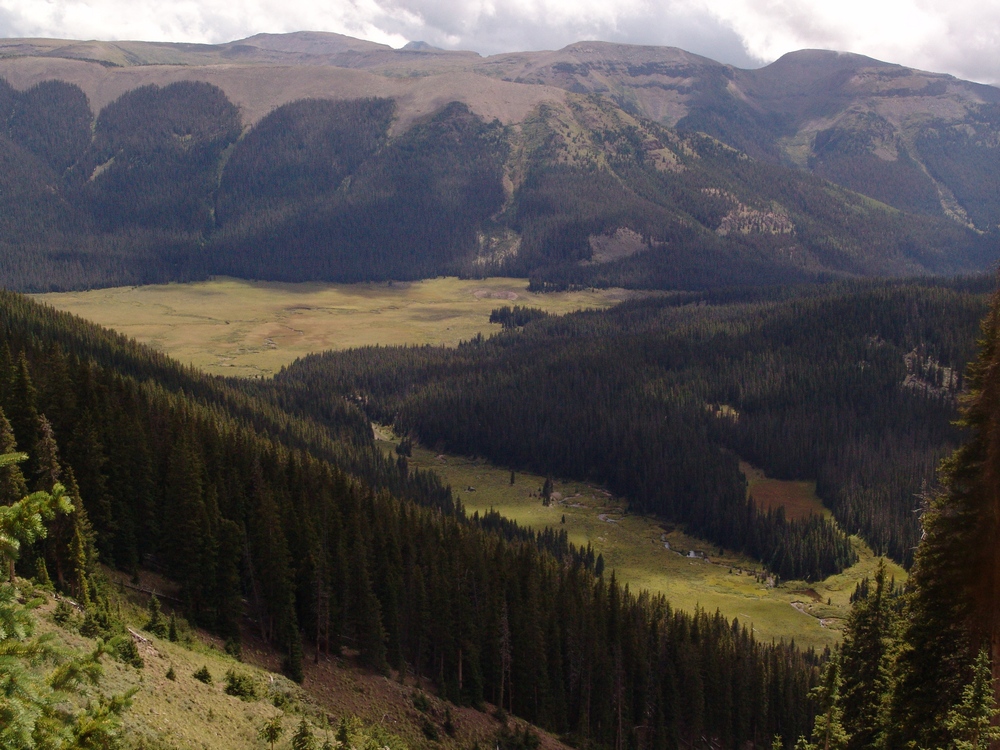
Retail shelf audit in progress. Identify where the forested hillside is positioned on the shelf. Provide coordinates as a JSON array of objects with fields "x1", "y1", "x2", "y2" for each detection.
[
  {"x1": 276, "y1": 279, "x2": 989, "y2": 572},
  {"x1": 5, "y1": 33, "x2": 1000, "y2": 238},
  {"x1": 0, "y1": 290, "x2": 821, "y2": 747},
  {"x1": 0, "y1": 73, "x2": 993, "y2": 292},
  {"x1": 768, "y1": 282, "x2": 1000, "y2": 750}
]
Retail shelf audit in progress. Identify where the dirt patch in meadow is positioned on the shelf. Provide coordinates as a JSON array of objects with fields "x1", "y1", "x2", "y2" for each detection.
[{"x1": 740, "y1": 461, "x2": 827, "y2": 521}]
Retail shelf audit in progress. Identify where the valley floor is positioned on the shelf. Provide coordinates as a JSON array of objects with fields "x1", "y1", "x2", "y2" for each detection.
[
  {"x1": 389, "y1": 440, "x2": 904, "y2": 653},
  {"x1": 34, "y1": 277, "x2": 640, "y2": 377}
]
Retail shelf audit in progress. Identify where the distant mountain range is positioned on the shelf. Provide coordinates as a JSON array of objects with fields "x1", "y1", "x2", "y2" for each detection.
[{"x1": 0, "y1": 31, "x2": 997, "y2": 291}]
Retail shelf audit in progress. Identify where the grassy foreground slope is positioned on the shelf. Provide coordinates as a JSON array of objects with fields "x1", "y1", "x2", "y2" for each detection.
[{"x1": 23, "y1": 573, "x2": 563, "y2": 750}]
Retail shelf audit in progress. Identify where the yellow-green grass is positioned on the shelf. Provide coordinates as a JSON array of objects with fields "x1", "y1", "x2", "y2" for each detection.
[
  {"x1": 33, "y1": 276, "x2": 640, "y2": 378},
  {"x1": 392, "y1": 439, "x2": 905, "y2": 653},
  {"x1": 31, "y1": 585, "x2": 296, "y2": 750},
  {"x1": 28, "y1": 572, "x2": 565, "y2": 750},
  {"x1": 742, "y1": 461, "x2": 830, "y2": 521}
]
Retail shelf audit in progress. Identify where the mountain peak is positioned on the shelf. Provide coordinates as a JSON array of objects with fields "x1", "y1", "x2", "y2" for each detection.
[{"x1": 231, "y1": 30, "x2": 392, "y2": 55}]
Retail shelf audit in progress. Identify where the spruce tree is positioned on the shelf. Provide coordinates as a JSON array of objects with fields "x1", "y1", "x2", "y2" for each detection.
[
  {"x1": 63, "y1": 466, "x2": 97, "y2": 607},
  {"x1": 33, "y1": 415, "x2": 61, "y2": 492},
  {"x1": 7, "y1": 353, "x2": 39, "y2": 480},
  {"x1": 885, "y1": 290, "x2": 1000, "y2": 747},
  {"x1": 292, "y1": 718, "x2": 317, "y2": 750},
  {"x1": 0, "y1": 455, "x2": 129, "y2": 748},
  {"x1": 945, "y1": 647, "x2": 1000, "y2": 750},
  {"x1": 0, "y1": 407, "x2": 28, "y2": 507},
  {"x1": 806, "y1": 660, "x2": 849, "y2": 750},
  {"x1": 839, "y1": 560, "x2": 900, "y2": 749},
  {"x1": 145, "y1": 594, "x2": 167, "y2": 638},
  {"x1": 259, "y1": 716, "x2": 284, "y2": 750},
  {"x1": 351, "y1": 537, "x2": 388, "y2": 674}
]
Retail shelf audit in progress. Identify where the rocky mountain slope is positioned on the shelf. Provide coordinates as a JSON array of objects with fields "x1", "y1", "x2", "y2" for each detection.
[{"x1": 0, "y1": 32, "x2": 996, "y2": 291}]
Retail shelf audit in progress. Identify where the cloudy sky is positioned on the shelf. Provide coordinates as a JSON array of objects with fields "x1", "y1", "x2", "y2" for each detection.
[{"x1": 2, "y1": 0, "x2": 998, "y2": 83}]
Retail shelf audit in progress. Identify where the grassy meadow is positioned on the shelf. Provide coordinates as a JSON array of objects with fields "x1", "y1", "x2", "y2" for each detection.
[
  {"x1": 390, "y1": 439, "x2": 904, "y2": 653},
  {"x1": 34, "y1": 276, "x2": 637, "y2": 378}
]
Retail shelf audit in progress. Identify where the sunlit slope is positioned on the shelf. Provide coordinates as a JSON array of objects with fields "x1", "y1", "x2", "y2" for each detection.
[
  {"x1": 392, "y1": 440, "x2": 904, "y2": 653},
  {"x1": 34, "y1": 277, "x2": 636, "y2": 377}
]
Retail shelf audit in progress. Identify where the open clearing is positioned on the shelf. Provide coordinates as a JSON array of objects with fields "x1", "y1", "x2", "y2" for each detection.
[
  {"x1": 741, "y1": 461, "x2": 830, "y2": 521},
  {"x1": 390, "y1": 439, "x2": 904, "y2": 653},
  {"x1": 34, "y1": 276, "x2": 636, "y2": 378}
]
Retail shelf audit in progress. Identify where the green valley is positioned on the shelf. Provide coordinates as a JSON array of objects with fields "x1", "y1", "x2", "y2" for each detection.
[{"x1": 385, "y1": 438, "x2": 903, "y2": 653}]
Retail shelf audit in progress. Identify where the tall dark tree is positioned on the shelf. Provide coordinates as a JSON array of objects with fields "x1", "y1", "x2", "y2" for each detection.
[
  {"x1": 0, "y1": 407, "x2": 27, "y2": 507},
  {"x1": 839, "y1": 560, "x2": 901, "y2": 749},
  {"x1": 884, "y1": 288, "x2": 1000, "y2": 748}
]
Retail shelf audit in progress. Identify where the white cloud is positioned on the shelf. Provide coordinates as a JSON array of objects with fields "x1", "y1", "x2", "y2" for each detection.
[
  {"x1": 705, "y1": 0, "x2": 1000, "y2": 82},
  {"x1": 0, "y1": 0, "x2": 997, "y2": 83}
]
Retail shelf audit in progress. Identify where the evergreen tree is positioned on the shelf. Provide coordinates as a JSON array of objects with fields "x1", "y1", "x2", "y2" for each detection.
[
  {"x1": 33, "y1": 414, "x2": 61, "y2": 492},
  {"x1": 350, "y1": 537, "x2": 388, "y2": 674},
  {"x1": 839, "y1": 560, "x2": 900, "y2": 750},
  {"x1": 61, "y1": 466, "x2": 97, "y2": 606},
  {"x1": 0, "y1": 449, "x2": 129, "y2": 748},
  {"x1": 259, "y1": 716, "x2": 284, "y2": 750},
  {"x1": 944, "y1": 647, "x2": 1000, "y2": 750},
  {"x1": 885, "y1": 290, "x2": 1000, "y2": 747},
  {"x1": 292, "y1": 718, "x2": 317, "y2": 750},
  {"x1": 145, "y1": 593, "x2": 167, "y2": 638},
  {"x1": 805, "y1": 660, "x2": 849, "y2": 750},
  {"x1": 0, "y1": 407, "x2": 28, "y2": 507},
  {"x1": 7, "y1": 353, "x2": 39, "y2": 479}
]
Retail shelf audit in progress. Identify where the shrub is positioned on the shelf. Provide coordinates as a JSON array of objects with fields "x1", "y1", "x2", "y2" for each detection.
[
  {"x1": 412, "y1": 690, "x2": 431, "y2": 713},
  {"x1": 53, "y1": 599, "x2": 74, "y2": 626},
  {"x1": 110, "y1": 634, "x2": 144, "y2": 668},
  {"x1": 224, "y1": 669, "x2": 257, "y2": 700},
  {"x1": 192, "y1": 665, "x2": 212, "y2": 684}
]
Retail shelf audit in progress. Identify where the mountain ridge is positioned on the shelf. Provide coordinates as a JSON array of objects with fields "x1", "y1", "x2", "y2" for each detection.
[
  {"x1": 2, "y1": 32, "x2": 998, "y2": 227},
  {"x1": 0, "y1": 32, "x2": 996, "y2": 292}
]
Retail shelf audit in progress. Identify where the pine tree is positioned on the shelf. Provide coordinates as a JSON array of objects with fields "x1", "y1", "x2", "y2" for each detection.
[
  {"x1": 259, "y1": 716, "x2": 284, "y2": 750},
  {"x1": 7, "y1": 353, "x2": 39, "y2": 480},
  {"x1": 806, "y1": 660, "x2": 849, "y2": 750},
  {"x1": 0, "y1": 407, "x2": 28, "y2": 508},
  {"x1": 63, "y1": 466, "x2": 97, "y2": 607},
  {"x1": 944, "y1": 647, "x2": 1000, "y2": 750},
  {"x1": 292, "y1": 718, "x2": 317, "y2": 750},
  {"x1": 145, "y1": 594, "x2": 167, "y2": 638},
  {"x1": 351, "y1": 537, "x2": 388, "y2": 674},
  {"x1": 0, "y1": 449, "x2": 127, "y2": 748},
  {"x1": 33, "y1": 415, "x2": 60, "y2": 492},
  {"x1": 839, "y1": 560, "x2": 900, "y2": 749},
  {"x1": 885, "y1": 290, "x2": 1000, "y2": 747}
]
